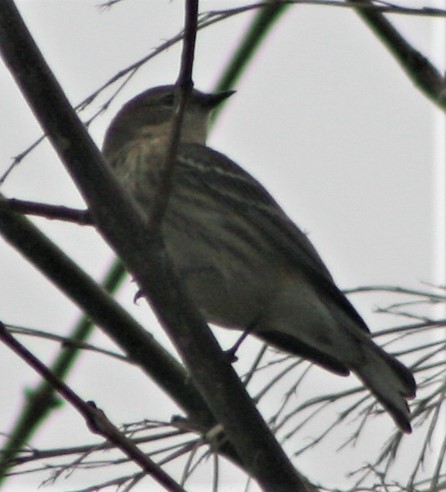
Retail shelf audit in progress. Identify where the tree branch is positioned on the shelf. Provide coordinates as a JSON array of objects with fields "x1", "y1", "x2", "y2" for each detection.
[
  {"x1": 0, "y1": 1, "x2": 314, "y2": 489},
  {"x1": 0, "y1": 322, "x2": 186, "y2": 492},
  {"x1": 0, "y1": 198, "x2": 91, "y2": 224},
  {"x1": 0, "y1": 196, "x2": 213, "y2": 424},
  {"x1": 351, "y1": 0, "x2": 446, "y2": 111}
]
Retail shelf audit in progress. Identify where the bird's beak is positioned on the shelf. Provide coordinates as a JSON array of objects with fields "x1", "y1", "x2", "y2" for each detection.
[{"x1": 203, "y1": 90, "x2": 236, "y2": 108}]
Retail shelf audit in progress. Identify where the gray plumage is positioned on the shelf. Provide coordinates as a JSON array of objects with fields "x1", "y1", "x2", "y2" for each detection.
[{"x1": 103, "y1": 86, "x2": 416, "y2": 433}]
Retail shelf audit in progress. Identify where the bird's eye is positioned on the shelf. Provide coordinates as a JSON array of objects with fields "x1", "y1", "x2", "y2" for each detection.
[{"x1": 159, "y1": 94, "x2": 175, "y2": 107}]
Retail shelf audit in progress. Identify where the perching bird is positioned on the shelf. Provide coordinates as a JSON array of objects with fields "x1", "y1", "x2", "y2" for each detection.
[{"x1": 102, "y1": 85, "x2": 416, "y2": 433}]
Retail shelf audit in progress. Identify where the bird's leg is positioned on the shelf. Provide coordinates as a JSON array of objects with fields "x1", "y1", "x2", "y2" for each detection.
[{"x1": 225, "y1": 318, "x2": 260, "y2": 363}]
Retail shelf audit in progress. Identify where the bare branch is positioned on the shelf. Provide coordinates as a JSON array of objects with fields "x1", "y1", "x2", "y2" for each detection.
[
  {"x1": 0, "y1": 199, "x2": 91, "y2": 225},
  {"x1": 0, "y1": 322, "x2": 186, "y2": 492},
  {"x1": 0, "y1": 2, "x2": 315, "y2": 489}
]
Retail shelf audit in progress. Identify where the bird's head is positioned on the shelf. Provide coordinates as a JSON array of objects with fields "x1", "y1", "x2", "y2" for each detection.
[{"x1": 103, "y1": 85, "x2": 234, "y2": 155}]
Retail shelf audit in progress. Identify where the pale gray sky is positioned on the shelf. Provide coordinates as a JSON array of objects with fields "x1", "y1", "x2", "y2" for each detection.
[{"x1": 0, "y1": 1, "x2": 445, "y2": 490}]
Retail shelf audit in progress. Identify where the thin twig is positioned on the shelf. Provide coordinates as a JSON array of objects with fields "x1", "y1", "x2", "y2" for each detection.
[
  {"x1": 0, "y1": 322, "x2": 186, "y2": 492},
  {"x1": 1, "y1": 199, "x2": 91, "y2": 225}
]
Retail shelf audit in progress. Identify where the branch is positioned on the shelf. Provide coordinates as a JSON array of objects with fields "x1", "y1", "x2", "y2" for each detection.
[
  {"x1": 0, "y1": 1, "x2": 313, "y2": 489},
  {"x1": 0, "y1": 198, "x2": 91, "y2": 224},
  {"x1": 212, "y1": 2, "x2": 290, "y2": 122},
  {"x1": 351, "y1": 0, "x2": 446, "y2": 111},
  {"x1": 345, "y1": 284, "x2": 446, "y2": 301},
  {"x1": 5, "y1": 323, "x2": 128, "y2": 361},
  {"x1": 0, "y1": 322, "x2": 186, "y2": 492},
  {"x1": 1, "y1": 0, "x2": 284, "y2": 480},
  {"x1": 0, "y1": 196, "x2": 213, "y2": 425},
  {"x1": 148, "y1": 1, "x2": 198, "y2": 229}
]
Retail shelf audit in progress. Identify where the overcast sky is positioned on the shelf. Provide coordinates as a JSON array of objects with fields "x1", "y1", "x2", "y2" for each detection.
[{"x1": 1, "y1": 1, "x2": 445, "y2": 490}]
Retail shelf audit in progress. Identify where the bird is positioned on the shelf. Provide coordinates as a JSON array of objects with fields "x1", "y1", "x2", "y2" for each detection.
[{"x1": 102, "y1": 85, "x2": 416, "y2": 433}]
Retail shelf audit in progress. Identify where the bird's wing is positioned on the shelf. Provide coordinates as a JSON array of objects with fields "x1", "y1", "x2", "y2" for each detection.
[{"x1": 176, "y1": 143, "x2": 369, "y2": 333}]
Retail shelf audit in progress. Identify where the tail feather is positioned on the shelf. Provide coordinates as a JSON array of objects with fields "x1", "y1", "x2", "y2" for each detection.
[
  {"x1": 354, "y1": 344, "x2": 416, "y2": 433},
  {"x1": 257, "y1": 327, "x2": 416, "y2": 432}
]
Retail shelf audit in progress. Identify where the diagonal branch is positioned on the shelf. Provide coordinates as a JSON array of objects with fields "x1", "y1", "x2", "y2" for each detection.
[
  {"x1": 0, "y1": 0, "x2": 306, "y2": 484},
  {"x1": 0, "y1": 1, "x2": 314, "y2": 489},
  {"x1": 0, "y1": 322, "x2": 186, "y2": 492},
  {"x1": 351, "y1": 0, "x2": 446, "y2": 111},
  {"x1": 0, "y1": 195, "x2": 212, "y2": 424}
]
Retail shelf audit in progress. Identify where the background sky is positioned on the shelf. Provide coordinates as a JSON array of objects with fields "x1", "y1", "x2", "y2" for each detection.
[{"x1": 1, "y1": 1, "x2": 445, "y2": 490}]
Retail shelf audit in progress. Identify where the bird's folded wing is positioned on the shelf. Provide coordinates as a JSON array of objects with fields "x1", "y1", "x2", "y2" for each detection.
[{"x1": 176, "y1": 143, "x2": 369, "y2": 333}]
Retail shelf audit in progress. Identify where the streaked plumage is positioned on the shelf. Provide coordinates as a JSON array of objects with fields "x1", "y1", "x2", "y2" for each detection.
[{"x1": 103, "y1": 86, "x2": 416, "y2": 432}]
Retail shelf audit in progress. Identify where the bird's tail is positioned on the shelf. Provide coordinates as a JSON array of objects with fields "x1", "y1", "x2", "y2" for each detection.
[{"x1": 354, "y1": 343, "x2": 416, "y2": 433}]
